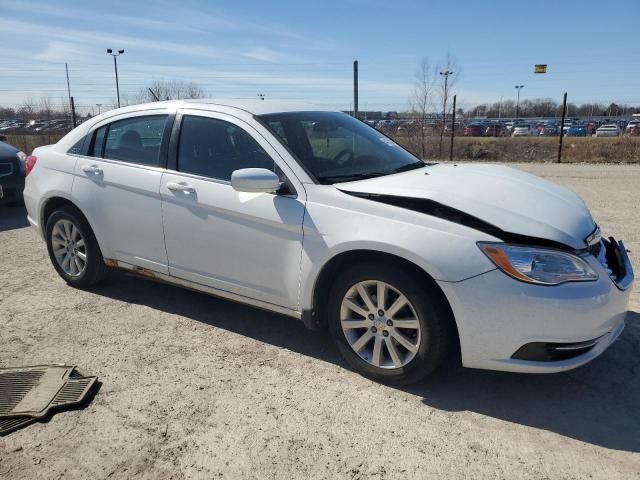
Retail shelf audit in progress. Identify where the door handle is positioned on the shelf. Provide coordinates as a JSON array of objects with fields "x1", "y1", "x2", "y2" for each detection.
[
  {"x1": 167, "y1": 182, "x2": 196, "y2": 194},
  {"x1": 82, "y1": 165, "x2": 103, "y2": 175}
]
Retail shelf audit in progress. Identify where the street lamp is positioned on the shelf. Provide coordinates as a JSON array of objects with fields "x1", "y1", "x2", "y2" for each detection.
[
  {"x1": 439, "y1": 71, "x2": 453, "y2": 157},
  {"x1": 107, "y1": 48, "x2": 125, "y2": 108},
  {"x1": 515, "y1": 85, "x2": 524, "y2": 119}
]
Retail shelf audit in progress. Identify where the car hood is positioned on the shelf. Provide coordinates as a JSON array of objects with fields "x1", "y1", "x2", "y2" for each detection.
[{"x1": 336, "y1": 164, "x2": 596, "y2": 249}]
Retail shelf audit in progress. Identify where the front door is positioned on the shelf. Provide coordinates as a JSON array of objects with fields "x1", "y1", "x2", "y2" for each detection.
[{"x1": 160, "y1": 110, "x2": 306, "y2": 310}]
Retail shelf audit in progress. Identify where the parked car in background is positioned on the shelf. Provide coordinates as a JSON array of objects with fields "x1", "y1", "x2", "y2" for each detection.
[
  {"x1": 540, "y1": 125, "x2": 559, "y2": 136},
  {"x1": 595, "y1": 124, "x2": 621, "y2": 137},
  {"x1": 0, "y1": 140, "x2": 27, "y2": 206},
  {"x1": 511, "y1": 124, "x2": 537, "y2": 137},
  {"x1": 23, "y1": 100, "x2": 633, "y2": 384},
  {"x1": 625, "y1": 120, "x2": 640, "y2": 135},
  {"x1": 464, "y1": 123, "x2": 485, "y2": 136},
  {"x1": 485, "y1": 123, "x2": 509, "y2": 137},
  {"x1": 627, "y1": 125, "x2": 640, "y2": 136},
  {"x1": 566, "y1": 126, "x2": 587, "y2": 137}
]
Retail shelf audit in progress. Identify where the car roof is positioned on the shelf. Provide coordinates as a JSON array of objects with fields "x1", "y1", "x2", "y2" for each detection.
[{"x1": 157, "y1": 98, "x2": 335, "y2": 116}]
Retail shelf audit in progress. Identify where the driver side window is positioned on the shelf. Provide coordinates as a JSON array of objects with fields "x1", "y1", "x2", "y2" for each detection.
[{"x1": 177, "y1": 115, "x2": 275, "y2": 181}]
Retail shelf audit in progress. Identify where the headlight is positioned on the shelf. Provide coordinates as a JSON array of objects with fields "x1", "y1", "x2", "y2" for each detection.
[
  {"x1": 16, "y1": 151, "x2": 26, "y2": 174},
  {"x1": 478, "y1": 243, "x2": 598, "y2": 285}
]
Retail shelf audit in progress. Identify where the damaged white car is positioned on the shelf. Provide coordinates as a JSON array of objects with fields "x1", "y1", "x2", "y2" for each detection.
[{"x1": 23, "y1": 100, "x2": 634, "y2": 384}]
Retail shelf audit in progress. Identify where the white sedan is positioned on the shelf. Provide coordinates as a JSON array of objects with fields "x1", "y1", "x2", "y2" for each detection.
[
  {"x1": 511, "y1": 124, "x2": 538, "y2": 137},
  {"x1": 23, "y1": 100, "x2": 633, "y2": 384},
  {"x1": 596, "y1": 124, "x2": 621, "y2": 137}
]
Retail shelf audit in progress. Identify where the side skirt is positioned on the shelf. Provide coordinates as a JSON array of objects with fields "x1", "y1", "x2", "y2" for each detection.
[{"x1": 103, "y1": 258, "x2": 302, "y2": 320}]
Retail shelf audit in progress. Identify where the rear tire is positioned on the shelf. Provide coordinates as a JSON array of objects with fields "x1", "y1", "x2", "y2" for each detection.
[
  {"x1": 327, "y1": 262, "x2": 452, "y2": 385},
  {"x1": 45, "y1": 206, "x2": 106, "y2": 287}
]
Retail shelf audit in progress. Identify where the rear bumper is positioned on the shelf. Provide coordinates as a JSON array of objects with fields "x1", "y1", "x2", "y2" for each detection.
[
  {"x1": 438, "y1": 242, "x2": 633, "y2": 373},
  {"x1": 0, "y1": 177, "x2": 24, "y2": 205}
]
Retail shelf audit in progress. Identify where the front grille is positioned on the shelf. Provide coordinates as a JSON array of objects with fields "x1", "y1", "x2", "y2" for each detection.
[{"x1": 0, "y1": 162, "x2": 13, "y2": 178}]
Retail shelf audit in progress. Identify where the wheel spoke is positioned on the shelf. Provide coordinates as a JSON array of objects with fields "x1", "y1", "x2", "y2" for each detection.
[
  {"x1": 62, "y1": 253, "x2": 71, "y2": 270},
  {"x1": 76, "y1": 238, "x2": 85, "y2": 248},
  {"x1": 351, "y1": 330, "x2": 373, "y2": 353},
  {"x1": 342, "y1": 319, "x2": 371, "y2": 330},
  {"x1": 344, "y1": 298, "x2": 369, "y2": 318},
  {"x1": 387, "y1": 294, "x2": 409, "y2": 318},
  {"x1": 371, "y1": 336, "x2": 383, "y2": 367},
  {"x1": 385, "y1": 337, "x2": 403, "y2": 367},
  {"x1": 53, "y1": 247, "x2": 67, "y2": 257},
  {"x1": 71, "y1": 224, "x2": 80, "y2": 241},
  {"x1": 63, "y1": 221, "x2": 72, "y2": 240},
  {"x1": 74, "y1": 256, "x2": 84, "y2": 273},
  {"x1": 356, "y1": 284, "x2": 376, "y2": 312},
  {"x1": 391, "y1": 330, "x2": 418, "y2": 353},
  {"x1": 68, "y1": 256, "x2": 77, "y2": 275},
  {"x1": 76, "y1": 250, "x2": 87, "y2": 261},
  {"x1": 392, "y1": 318, "x2": 420, "y2": 330},
  {"x1": 376, "y1": 282, "x2": 387, "y2": 310}
]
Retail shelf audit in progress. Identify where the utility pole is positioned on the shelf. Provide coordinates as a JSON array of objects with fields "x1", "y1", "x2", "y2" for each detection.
[
  {"x1": 515, "y1": 85, "x2": 524, "y2": 119},
  {"x1": 353, "y1": 60, "x2": 359, "y2": 119},
  {"x1": 65, "y1": 63, "x2": 72, "y2": 115},
  {"x1": 450, "y1": 95, "x2": 457, "y2": 161},
  {"x1": 107, "y1": 48, "x2": 125, "y2": 107},
  {"x1": 439, "y1": 70, "x2": 453, "y2": 158},
  {"x1": 558, "y1": 92, "x2": 567, "y2": 163}
]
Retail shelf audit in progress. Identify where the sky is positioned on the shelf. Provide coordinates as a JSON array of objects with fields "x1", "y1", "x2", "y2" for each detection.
[{"x1": 1, "y1": 0, "x2": 638, "y2": 113}]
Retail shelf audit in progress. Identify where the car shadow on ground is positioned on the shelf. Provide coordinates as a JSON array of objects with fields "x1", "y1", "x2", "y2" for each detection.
[
  {"x1": 0, "y1": 204, "x2": 28, "y2": 232},
  {"x1": 94, "y1": 271, "x2": 640, "y2": 453}
]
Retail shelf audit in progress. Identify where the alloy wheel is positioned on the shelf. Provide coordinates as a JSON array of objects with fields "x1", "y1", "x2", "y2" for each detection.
[
  {"x1": 340, "y1": 280, "x2": 421, "y2": 369},
  {"x1": 51, "y1": 219, "x2": 87, "y2": 277}
]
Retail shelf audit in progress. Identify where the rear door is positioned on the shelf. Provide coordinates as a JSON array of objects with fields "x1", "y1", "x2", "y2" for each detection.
[
  {"x1": 159, "y1": 109, "x2": 306, "y2": 310},
  {"x1": 72, "y1": 112, "x2": 173, "y2": 273}
]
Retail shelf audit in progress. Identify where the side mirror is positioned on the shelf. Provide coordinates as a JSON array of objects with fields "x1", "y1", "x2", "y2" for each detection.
[{"x1": 231, "y1": 168, "x2": 280, "y2": 193}]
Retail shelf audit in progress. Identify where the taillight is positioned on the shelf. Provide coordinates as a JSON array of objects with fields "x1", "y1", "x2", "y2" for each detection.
[{"x1": 25, "y1": 155, "x2": 37, "y2": 176}]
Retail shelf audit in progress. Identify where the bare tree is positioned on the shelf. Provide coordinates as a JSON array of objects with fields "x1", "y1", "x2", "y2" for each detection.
[
  {"x1": 409, "y1": 58, "x2": 438, "y2": 159},
  {"x1": 138, "y1": 80, "x2": 207, "y2": 103}
]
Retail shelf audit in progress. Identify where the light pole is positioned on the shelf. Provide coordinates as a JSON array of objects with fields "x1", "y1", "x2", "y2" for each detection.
[
  {"x1": 96, "y1": 104, "x2": 102, "y2": 115},
  {"x1": 107, "y1": 48, "x2": 125, "y2": 108},
  {"x1": 439, "y1": 70, "x2": 453, "y2": 157},
  {"x1": 515, "y1": 85, "x2": 524, "y2": 119}
]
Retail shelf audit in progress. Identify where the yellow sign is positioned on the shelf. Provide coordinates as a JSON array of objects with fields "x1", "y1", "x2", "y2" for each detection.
[{"x1": 534, "y1": 64, "x2": 548, "y2": 74}]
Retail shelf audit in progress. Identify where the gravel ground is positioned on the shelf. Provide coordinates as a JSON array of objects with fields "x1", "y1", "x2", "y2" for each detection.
[{"x1": 1, "y1": 163, "x2": 639, "y2": 479}]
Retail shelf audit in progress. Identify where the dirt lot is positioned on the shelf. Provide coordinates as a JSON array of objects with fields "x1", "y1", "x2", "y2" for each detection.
[{"x1": 1, "y1": 163, "x2": 639, "y2": 479}]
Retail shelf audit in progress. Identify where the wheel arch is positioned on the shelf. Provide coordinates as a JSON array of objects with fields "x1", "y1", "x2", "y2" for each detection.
[
  {"x1": 304, "y1": 249, "x2": 460, "y2": 355},
  {"x1": 41, "y1": 196, "x2": 101, "y2": 252}
]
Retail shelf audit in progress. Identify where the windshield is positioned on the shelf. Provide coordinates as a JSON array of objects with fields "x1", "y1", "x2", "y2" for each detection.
[{"x1": 257, "y1": 111, "x2": 425, "y2": 184}]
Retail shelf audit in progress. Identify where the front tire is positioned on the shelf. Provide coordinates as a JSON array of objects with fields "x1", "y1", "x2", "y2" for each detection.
[
  {"x1": 328, "y1": 262, "x2": 452, "y2": 385},
  {"x1": 45, "y1": 206, "x2": 106, "y2": 287}
]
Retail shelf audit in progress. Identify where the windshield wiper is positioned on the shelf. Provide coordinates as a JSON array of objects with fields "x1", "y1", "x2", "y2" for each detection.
[
  {"x1": 318, "y1": 163, "x2": 427, "y2": 184},
  {"x1": 391, "y1": 161, "x2": 426, "y2": 173},
  {"x1": 316, "y1": 173, "x2": 381, "y2": 184}
]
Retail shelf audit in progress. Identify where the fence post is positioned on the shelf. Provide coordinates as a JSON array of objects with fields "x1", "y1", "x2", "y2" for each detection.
[
  {"x1": 449, "y1": 95, "x2": 456, "y2": 161},
  {"x1": 557, "y1": 92, "x2": 567, "y2": 163}
]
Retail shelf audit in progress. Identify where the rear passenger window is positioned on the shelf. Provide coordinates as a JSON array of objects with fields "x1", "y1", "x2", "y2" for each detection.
[
  {"x1": 177, "y1": 116, "x2": 274, "y2": 181},
  {"x1": 100, "y1": 115, "x2": 167, "y2": 166}
]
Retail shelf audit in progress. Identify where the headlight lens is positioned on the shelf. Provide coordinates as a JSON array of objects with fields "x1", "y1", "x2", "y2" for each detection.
[
  {"x1": 16, "y1": 151, "x2": 26, "y2": 174},
  {"x1": 478, "y1": 243, "x2": 598, "y2": 285}
]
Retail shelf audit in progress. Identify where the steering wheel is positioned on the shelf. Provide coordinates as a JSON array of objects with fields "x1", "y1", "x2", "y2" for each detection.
[{"x1": 332, "y1": 148, "x2": 355, "y2": 166}]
